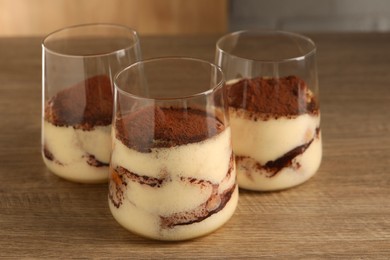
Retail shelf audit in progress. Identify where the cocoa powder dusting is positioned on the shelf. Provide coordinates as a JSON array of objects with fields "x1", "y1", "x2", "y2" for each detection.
[
  {"x1": 44, "y1": 75, "x2": 113, "y2": 130},
  {"x1": 227, "y1": 75, "x2": 319, "y2": 118},
  {"x1": 116, "y1": 106, "x2": 225, "y2": 152}
]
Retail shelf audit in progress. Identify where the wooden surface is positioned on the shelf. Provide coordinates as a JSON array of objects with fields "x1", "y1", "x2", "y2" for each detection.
[
  {"x1": 0, "y1": 0, "x2": 227, "y2": 36},
  {"x1": 0, "y1": 34, "x2": 389, "y2": 259}
]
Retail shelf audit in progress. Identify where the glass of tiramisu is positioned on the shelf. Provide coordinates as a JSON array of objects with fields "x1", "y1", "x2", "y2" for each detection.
[
  {"x1": 216, "y1": 30, "x2": 322, "y2": 191},
  {"x1": 42, "y1": 24, "x2": 141, "y2": 183},
  {"x1": 109, "y1": 57, "x2": 238, "y2": 241}
]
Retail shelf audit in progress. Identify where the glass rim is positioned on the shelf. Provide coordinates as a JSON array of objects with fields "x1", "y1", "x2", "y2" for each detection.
[
  {"x1": 216, "y1": 29, "x2": 317, "y2": 63},
  {"x1": 42, "y1": 23, "x2": 139, "y2": 58},
  {"x1": 114, "y1": 56, "x2": 225, "y2": 101}
]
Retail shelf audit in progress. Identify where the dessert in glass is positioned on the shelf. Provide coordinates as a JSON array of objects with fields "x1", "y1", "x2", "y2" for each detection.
[
  {"x1": 216, "y1": 30, "x2": 322, "y2": 191},
  {"x1": 109, "y1": 57, "x2": 238, "y2": 240},
  {"x1": 42, "y1": 24, "x2": 141, "y2": 183}
]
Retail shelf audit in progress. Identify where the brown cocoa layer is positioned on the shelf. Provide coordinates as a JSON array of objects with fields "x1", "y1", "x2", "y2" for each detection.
[
  {"x1": 227, "y1": 76, "x2": 319, "y2": 119},
  {"x1": 44, "y1": 75, "x2": 113, "y2": 130},
  {"x1": 115, "y1": 106, "x2": 225, "y2": 153},
  {"x1": 236, "y1": 128, "x2": 320, "y2": 178},
  {"x1": 160, "y1": 184, "x2": 236, "y2": 228},
  {"x1": 43, "y1": 144, "x2": 108, "y2": 168},
  {"x1": 108, "y1": 153, "x2": 236, "y2": 228},
  {"x1": 160, "y1": 153, "x2": 235, "y2": 228}
]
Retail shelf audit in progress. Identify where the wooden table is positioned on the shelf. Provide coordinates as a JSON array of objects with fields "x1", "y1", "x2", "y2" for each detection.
[{"x1": 0, "y1": 34, "x2": 389, "y2": 259}]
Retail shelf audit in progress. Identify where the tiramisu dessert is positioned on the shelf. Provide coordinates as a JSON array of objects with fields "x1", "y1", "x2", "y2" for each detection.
[
  {"x1": 227, "y1": 75, "x2": 322, "y2": 191},
  {"x1": 42, "y1": 75, "x2": 113, "y2": 183},
  {"x1": 109, "y1": 106, "x2": 238, "y2": 241}
]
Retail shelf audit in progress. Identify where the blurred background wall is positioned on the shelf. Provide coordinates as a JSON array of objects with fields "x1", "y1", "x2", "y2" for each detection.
[
  {"x1": 0, "y1": 0, "x2": 227, "y2": 36},
  {"x1": 229, "y1": 0, "x2": 390, "y2": 32},
  {"x1": 1, "y1": 0, "x2": 390, "y2": 37}
]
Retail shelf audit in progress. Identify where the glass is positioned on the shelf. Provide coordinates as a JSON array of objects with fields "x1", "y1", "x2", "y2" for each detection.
[
  {"x1": 42, "y1": 24, "x2": 141, "y2": 183},
  {"x1": 109, "y1": 57, "x2": 238, "y2": 241},
  {"x1": 216, "y1": 30, "x2": 322, "y2": 191}
]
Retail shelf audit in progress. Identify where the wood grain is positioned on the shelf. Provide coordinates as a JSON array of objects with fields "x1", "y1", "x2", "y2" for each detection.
[
  {"x1": 0, "y1": 34, "x2": 389, "y2": 258},
  {"x1": 0, "y1": 0, "x2": 227, "y2": 36}
]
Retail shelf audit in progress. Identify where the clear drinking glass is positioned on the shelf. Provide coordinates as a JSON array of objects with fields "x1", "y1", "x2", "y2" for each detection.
[
  {"x1": 109, "y1": 57, "x2": 238, "y2": 241},
  {"x1": 42, "y1": 24, "x2": 141, "y2": 183},
  {"x1": 216, "y1": 30, "x2": 322, "y2": 191}
]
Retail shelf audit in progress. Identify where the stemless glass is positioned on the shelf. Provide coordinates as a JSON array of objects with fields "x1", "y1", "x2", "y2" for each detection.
[
  {"x1": 216, "y1": 30, "x2": 322, "y2": 191},
  {"x1": 109, "y1": 57, "x2": 238, "y2": 241},
  {"x1": 42, "y1": 24, "x2": 141, "y2": 183}
]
